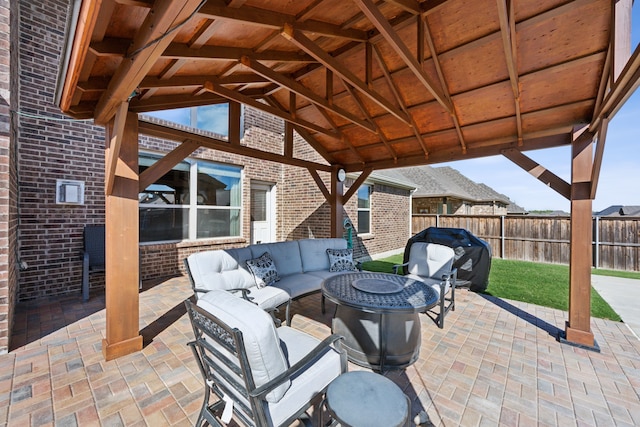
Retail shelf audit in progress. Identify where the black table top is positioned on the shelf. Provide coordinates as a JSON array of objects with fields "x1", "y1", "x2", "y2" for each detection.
[{"x1": 322, "y1": 272, "x2": 438, "y2": 314}]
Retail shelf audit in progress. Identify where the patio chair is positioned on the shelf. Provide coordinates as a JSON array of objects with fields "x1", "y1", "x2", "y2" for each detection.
[
  {"x1": 393, "y1": 242, "x2": 457, "y2": 328},
  {"x1": 81, "y1": 224, "x2": 141, "y2": 301},
  {"x1": 185, "y1": 290, "x2": 347, "y2": 427},
  {"x1": 81, "y1": 225, "x2": 105, "y2": 301}
]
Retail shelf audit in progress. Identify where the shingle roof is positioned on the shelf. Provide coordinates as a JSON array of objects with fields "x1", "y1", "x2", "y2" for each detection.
[
  {"x1": 595, "y1": 205, "x2": 640, "y2": 217},
  {"x1": 393, "y1": 166, "x2": 511, "y2": 204}
]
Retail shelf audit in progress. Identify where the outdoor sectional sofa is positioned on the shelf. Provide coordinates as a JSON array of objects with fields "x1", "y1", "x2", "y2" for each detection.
[{"x1": 184, "y1": 238, "x2": 358, "y2": 325}]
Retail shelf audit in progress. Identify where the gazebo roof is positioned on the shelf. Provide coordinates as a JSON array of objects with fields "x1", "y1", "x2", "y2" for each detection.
[{"x1": 56, "y1": 0, "x2": 638, "y2": 174}]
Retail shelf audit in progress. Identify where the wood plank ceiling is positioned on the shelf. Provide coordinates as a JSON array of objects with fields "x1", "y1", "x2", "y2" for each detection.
[{"x1": 58, "y1": 0, "x2": 616, "y2": 174}]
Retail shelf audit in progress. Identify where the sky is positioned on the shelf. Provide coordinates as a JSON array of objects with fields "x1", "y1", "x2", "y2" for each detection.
[{"x1": 439, "y1": 5, "x2": 640, "y2": 212}]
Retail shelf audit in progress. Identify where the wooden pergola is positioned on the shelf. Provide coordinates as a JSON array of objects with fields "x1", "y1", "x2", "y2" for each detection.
[{"x1": 55, "y1": 0, "x2": 640, "y2": 360}]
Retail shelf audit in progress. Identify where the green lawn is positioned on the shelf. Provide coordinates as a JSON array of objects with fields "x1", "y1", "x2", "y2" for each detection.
[{"x1": 360, "y1": 255, "x2": 623, "y2": 321}]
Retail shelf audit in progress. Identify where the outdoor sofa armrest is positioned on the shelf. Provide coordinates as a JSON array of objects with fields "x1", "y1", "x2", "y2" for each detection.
[
  {"x1": 248, "y1": 334, "x2": 347, "y2": 400},
  {"x1": 392, "y1": 262, "x2": 409, "y2": 275}
]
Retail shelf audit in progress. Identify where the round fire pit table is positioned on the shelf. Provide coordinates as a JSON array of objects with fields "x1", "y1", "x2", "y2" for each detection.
[{"x1": 322, "y1": 272, "x2": 438, "y2": 371}]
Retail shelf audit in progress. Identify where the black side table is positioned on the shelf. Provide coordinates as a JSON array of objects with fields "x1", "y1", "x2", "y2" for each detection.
[{"x1": 324, "y1": 371, "x2": 410, "y2": 427}]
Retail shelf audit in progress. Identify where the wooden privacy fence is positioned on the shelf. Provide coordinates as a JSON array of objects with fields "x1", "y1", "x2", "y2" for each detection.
[{"x1": 411, "y1": 215, "x2": 640, "y2": 272}]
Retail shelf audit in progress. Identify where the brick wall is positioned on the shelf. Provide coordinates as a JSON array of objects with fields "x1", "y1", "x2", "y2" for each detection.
[{"x1": 0, "y1": 0, "x2": 15, "y2": 354}]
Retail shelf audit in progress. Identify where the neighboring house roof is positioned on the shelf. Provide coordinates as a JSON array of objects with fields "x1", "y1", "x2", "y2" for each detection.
[
  {"x1": 595, "y1": 205, "x2": 640, "y2": 217},
  {"x1": 351, "y1": 169, "x2": 416, "y2": 191},
  {"x1": 393, "y1": 166, "x2": 511, "y2": 205}
]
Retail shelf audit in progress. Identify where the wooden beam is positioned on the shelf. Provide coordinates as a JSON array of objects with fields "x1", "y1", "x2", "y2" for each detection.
[
  {"x1": 197, "y1": 3, "x2": 368, "y2": 41},
  {"x1": 103, "y1": 111, "x2": 143, "y2": 360},
  {"x1": 422, "y1": 18, "x2": 466, "y2": 153},
  {"x1": 282, "y1": 25, "x2": 411, "y2": 125},
  {"x1": 590, "y1": 118, "x2": 608, "y2": 199},
  {"x1": 138, "y1": 119, "x2": 333, "y2": 172},
  {"x1": 385, "y1": 0, "x2": 421, "y2": 15},
  {"x1": 162, "y1": 43, "x2": 316, "y2": 63},
  {"x1": 240, "y1": 56, "x2": 376, "y2": 133},
  {"x1": 565, "y1": 130, "x2": 596, "y2": 349},
  {"x1": 228, "y1": 101, "x2": 241, "y2": 145},
  {"x1": 105, "y1": 102, "x2": 129, "y2": 195},
  {"x1": 590, "y1": 43, "x2": 640, "y2": 132},
  {"x1": 353, "y1": 0, "x2": 452, "y2": 113},
  {"x1": 203, "y1": 81, "x2": 340, "y2": 139},
  {"x1": 343, "y1": 168, "x2": 372, "y2": 204},
  {"x1": 58, "y1": 0, "x2": 103, "y2": 112},
  {"x1": 138, "y1": 140, "x2": 200, "y2": 191},
  {"x1": 496, "y1": 0, "x2": 523, "y2": 145},
  {"x1": 501, "y1": 148, "x2": 571, "y2": 200},
  {"x1": 308, "y1": 167, "x2": 331, "y2": 202},
  {"x1": 93, "y1": 0, "x2": 206, "y2": 124}
]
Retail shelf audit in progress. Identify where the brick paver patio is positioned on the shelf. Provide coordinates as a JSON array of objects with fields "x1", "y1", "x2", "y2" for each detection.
[{"x1": 1, "y1": 275, "x2": 639, "y2": 426}]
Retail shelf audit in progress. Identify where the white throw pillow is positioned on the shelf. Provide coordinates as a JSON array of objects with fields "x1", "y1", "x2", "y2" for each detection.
[
  {"x1": 326, "y1": 248, "x2": 359, "y2": 272},
  {"x1": 246, "y1": 252, "x2": 280, "y2": 288}
]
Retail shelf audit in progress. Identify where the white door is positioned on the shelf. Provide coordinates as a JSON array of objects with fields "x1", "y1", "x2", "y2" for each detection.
[{"x1": 251, "y1": 183, "x2": 275, "y2": 244}]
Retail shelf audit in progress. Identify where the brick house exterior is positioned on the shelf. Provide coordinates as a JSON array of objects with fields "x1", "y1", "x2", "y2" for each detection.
[{"x1": 0, "y1": 0, "x2": 413, "y2": 353}]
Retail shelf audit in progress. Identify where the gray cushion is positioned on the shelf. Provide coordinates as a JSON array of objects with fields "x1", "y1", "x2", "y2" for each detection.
[
  {"x1": 299, "y1": 238, "x2": 347, "y2": 272},
  {"x1": 246, "y1": 252, "x2": 280, "y2": 288},
  {"x1": 186, "y1": 250, "x2": 255, "y2": 294},
  {"x1": 262, "y1": 241, "x2": 303, "y2": 276},
  {"x1": 408, "y1": 242, "x2": 454, "y2": 279},
  {"x1": 197, "y1": 290, "x2": 290, "y2": 403}
]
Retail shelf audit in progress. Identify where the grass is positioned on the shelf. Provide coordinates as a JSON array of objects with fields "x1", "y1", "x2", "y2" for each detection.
[{"x1": 361, "y1": 255, "x2": 622, "y2": 321}]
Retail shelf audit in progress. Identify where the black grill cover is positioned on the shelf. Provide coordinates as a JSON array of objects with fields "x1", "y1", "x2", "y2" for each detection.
[{"x1": 403, "y1": 227, "x2": 492, "y2": 292}]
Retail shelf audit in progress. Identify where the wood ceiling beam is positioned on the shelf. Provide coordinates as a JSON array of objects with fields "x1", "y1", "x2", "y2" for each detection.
[
  {"x1": 139, "y1": 74, "x2": 269, "y2": 90},
  {"x1": 138, "y1": 118, "x2": 333, "y2": 172},
  {"x1": 282, "y1": 25, "x2": 411, "y2": 125},
  {"x1": 341, "y1": 80, "x2": 398, "y2": 162},
  {"x1": 241, "y1": 56, "x2": 377, "y2": 134},
  {"x1": 353, "y1": 0, "x2": 452, "y2": 113},
  {"x1": 197, "y1": 3, "x2": 368, "y2": 41},
  {"x1": 105, "y1": 101, "x2": 129, "y2": 196},
  {"x1": 204, "y1": 81, "x2": 340, "y2": 139},
  {"x1": 93, "y1": 0, "x2": 206, "y2": 125},
  {"x1": 129, "y1": 91, "x2": 253, "y2": 113},
  {"x1": 590, "y1": 32, "x2": 640, "y2": 132},
  {"x1": 161, "y1": 43, "x2": 316, "y2": 63},
  {"x1": 384, "y1": 0, "x2": 421, "y2": 15},
  {"x1": 264, "y1": 95, "x2": 338, "y2": 164},
  {"x1": 590, "y1": 118, "x2": 608, "y2": 199},
  {"x1": 422, "y1": 17, "x2": 466, "y2": 153},
  {"x1": 497, "y1": 0, "x2": 524, "y2": 146},
  {"x1": 372, "y1": 43, "x2": 428, "y2": 158}
]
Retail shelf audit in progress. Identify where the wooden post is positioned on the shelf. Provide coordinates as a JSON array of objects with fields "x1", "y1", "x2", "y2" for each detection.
[
  {"x1": 564, "y1": 132, "x2": 596, "y2": 349},
  {"x1": 102, "y1": 111, "x2": 143, "y2": 360},
  {"x1": 330, "y1": 167, "x2": 344, "y2": 238}
]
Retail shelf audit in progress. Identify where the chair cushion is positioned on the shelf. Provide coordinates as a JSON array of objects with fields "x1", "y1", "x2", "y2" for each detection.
[
  {"x1": 265, "y1": 326, "x2": 344, "y2": 426},
  {"x1": 299, "y1": 238, "x2": 347, "y2": 272},
  {"x1": 260, "y1": 241, "x2": 304, "y2": 276},
  {"x1": 326, "y1": 248, "x2": 359, "y2": 272},
  {"x1": 408, "y1": 242, "x2": 454, "y2": 279},
  {"x1": 187, "y1": 250, "x2": 255, "y2": 292},
  {"x1": 197, "y1": 290, "x2": 290, "y2": 403},
  {"x1": 246, "y1": 252, "x2": 280, "y2": 288}
]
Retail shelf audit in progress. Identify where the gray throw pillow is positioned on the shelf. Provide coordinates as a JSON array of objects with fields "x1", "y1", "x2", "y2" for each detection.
[
  {"x1": 246, "y1": 252, "x2": 280, "y2": 288},
  {"x1": 326, "y1": 248, "x2": 359, "y2": 272}
]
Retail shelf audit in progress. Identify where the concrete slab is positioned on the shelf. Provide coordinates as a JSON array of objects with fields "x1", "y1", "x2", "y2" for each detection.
[{"x1": 591, "y1": 274, "x2": 640, "y2": 339}]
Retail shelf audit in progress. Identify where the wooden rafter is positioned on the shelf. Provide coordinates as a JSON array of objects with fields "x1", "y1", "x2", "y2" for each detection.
[
  {"x1": 496, "y1": 0, "x2": 524, "y2": 146},
  {"x1": 341, "y1": 80, "x2": 398, "y2": 162},
  {"x1": 371, "y1": 44, "x2": 428, "y2": 158},
  {"x1": 203, "y1": 81, "x2": 340, "y2": 139},
  {"x1": 197, "y1": 2, "x2": 368, "y2": 42},
  {"x1": 353, "y1": 0, "x2": 451, "y2": 113},
  {"x1": 241, "y1": 56, "x2": 376, "y2": 134},
  {"x1": 93, "y1": 0, "x2": 206, "y2": 124},
  {"x1": 282, "y1": 25, "x2": 410, "y2": 125},
  {"x1": 263, "y1": 95, "x2": 338, "y2": 164},
  {"x1": 421, "y1": 17, "x2": 466, "y2": 153},
  {"x1": 590, "y1": 118, "x2": 608, "y2": 199}
]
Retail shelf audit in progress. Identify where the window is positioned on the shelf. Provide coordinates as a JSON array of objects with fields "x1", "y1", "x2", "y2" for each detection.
[
  {"x1": 139, "y1": 153, "x2": 242, "y2": 242},
  {"x1": 145, "y1": 104, "x2": 234, "y2": 137},
  {"x1": 357, "y1": 185, "x2": 371, "y2": 234}
]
